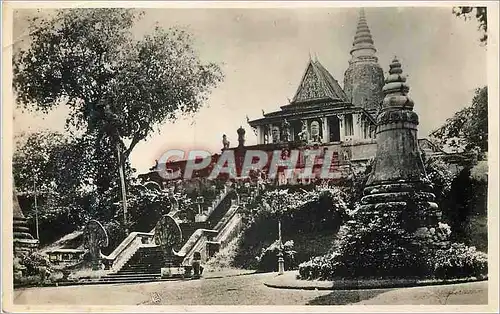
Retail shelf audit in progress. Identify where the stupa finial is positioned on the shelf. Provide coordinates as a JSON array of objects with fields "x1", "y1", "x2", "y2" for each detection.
[
  {"x1": 350, "y1": 7, "x2": 376, "y2": 58},
  {"x1": 382, "y1": 57, "x2": 414, "y2": 109}
]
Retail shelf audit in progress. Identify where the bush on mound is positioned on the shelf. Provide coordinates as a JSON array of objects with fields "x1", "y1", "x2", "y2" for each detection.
[
  {"x1": 257, "y1": 240, "x2": 297, "y2": 272},
  {"x1": 298, "y1": 221, "x2": 488, "y2": 281}
]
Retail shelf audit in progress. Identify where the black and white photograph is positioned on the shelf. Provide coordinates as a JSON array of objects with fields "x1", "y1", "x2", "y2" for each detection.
[{"x1": 2, "y1": 1, "x2": 498, "y2": 312}]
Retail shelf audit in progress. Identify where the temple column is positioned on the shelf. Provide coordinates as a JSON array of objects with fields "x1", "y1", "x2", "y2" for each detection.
[
  {"x1": 321, "y1": 116, "x2": 329, "y2": 143},
  {"x1": 256, "y1": 126, "x2": 264, "y2": 144},
  {"x1": 339, "y1": 114, "x2": 345, "y2": 142},
  {"x1": 270, "y1": 124, "x2": 277, "y2": 144},
  {"x1": 352, "y1": 113, "x2": 361, "y2": 140}
]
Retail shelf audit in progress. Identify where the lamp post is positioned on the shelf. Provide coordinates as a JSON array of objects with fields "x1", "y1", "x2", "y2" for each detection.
[
  {"x1": 277, "y1": 219, "x2": 284, "y2": 275},
  {"x1": 33, "y1": 174, "x2": 39, "y2": 240}
]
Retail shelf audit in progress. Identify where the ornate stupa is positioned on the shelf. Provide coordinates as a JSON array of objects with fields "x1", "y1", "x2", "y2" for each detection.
[
  {"x1": 13, "y1": 186, "x2": 39, "y2": 255},
  {"x1": 343, "y1": 8, "x2": 385, "y2": 115},
  {"x1": 333, "y1": 58, "x2": 442, "y2": 278},
  {"x1": 362, "y1": 57, "x2": 437, "y2": 215}
]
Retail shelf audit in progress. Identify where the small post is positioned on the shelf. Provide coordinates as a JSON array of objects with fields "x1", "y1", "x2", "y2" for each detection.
[{"x1": 277, "y1": 219, "x2": 284, "y2": 275}]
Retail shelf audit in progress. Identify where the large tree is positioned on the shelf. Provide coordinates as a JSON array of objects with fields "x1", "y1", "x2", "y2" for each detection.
[{"x1": 13, "y1": 8, "x2": 223, "y2": 177}]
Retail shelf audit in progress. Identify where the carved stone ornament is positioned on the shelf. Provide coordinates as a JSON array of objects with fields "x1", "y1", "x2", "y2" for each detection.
[
  {"x1": 83, "y1": 220, "x2": 109, "y2": 269},
  {"x1": 154, "y1": 214, "x2": 183, "y2": 255}
]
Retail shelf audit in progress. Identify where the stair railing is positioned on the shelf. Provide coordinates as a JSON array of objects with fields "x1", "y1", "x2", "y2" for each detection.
[
  {"x1": 215, "y1": 214, "x2": 243, "y2": 252},
  {"x1": 180, "y1": 203, "x2": 242, "y2": 265},
  {"x1": 103, "y1": 231, "x2": 154, "y2": 273},
  {"x1": 196, "y1": 187, "x2": 233, "y2": 222}
]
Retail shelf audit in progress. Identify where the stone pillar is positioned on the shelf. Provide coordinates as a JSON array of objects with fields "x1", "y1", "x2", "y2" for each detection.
[
  {"x1": 352, "y1": 113, "x2": 360, "y2": 140},
  {"x1": 322, "y1": 116, "x2": 330, "y2": 143},
  {"x1": 339, "y1": 114, "x2": 345, "y2": 142},
  {"x1": 257, "y1": 126, "x2": 264, "y2": 144}
]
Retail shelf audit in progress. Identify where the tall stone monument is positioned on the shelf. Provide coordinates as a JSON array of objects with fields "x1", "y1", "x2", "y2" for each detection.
[
  {"x1": 361, "y1": 57, "x2": 440, "y2": 228},
  {"x1": 344, "y1": 8, "x2": 385, "y2": 115},
  {"x1": 332, "y1": 58, "x2": 442, "y2": 278}
]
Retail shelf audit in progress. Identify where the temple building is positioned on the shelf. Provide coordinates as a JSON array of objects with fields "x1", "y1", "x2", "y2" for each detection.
[
  {"x1": 142, "y1": 8, "x2": 456, "y2": 185},
  {"x1": 248, "y1": 8, "x2": 382, "y2": 148}
]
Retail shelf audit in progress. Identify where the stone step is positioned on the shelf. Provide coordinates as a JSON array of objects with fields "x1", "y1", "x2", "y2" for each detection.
[
  {"x1": 81, "y1": 278, "x2": 161, "y2": 284},
  {"x1": 124, "y1": 260, "x2": 164, "y2": 264},
  {"x1": 73, "y1": 277, "x2": 190, "y2": 286},
  {"x1": 119, "y1": 267, "x2": 163, "y2": 272},
  {"x1": 118, "y1": 268, "x2": 163, "y2": 274},
  {"x1": 121, "y1": 263, "x2": 164, "y2": 268},
  {"x1": 104, "y1": 273, "x2": 161, "y2": 279}
]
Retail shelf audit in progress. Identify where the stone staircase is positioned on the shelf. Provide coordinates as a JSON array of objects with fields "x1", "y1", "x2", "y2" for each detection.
[
  {"x1": 75, "y1": 187, "x2": 247, "y2": 285},
  {"x1": 179, "y1": 201, "x2": 243, "y2": 265},
  {"x1": 80, "y1": 246, "x2": 185, "y2": 284}
]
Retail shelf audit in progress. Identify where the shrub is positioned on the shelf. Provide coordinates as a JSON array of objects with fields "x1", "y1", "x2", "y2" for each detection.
[
  {"x1": 19, "y1": 252, "x2": 51, "y2": 276},
  {"x1": 233, "y1": 186, "x2": 348, "y2": 270},
  {"x1": 205, "y1": 233, "x2": 242, "y2": 272},
  {"x1": 299, "y1": 227, "x2": 488, "y2": 281},
  {"x1": 13, "y1": 252, "x2": 53, "y2": 286},
  {"x1": 431, "y1": 243, "x2": 488, "y2": 279}
]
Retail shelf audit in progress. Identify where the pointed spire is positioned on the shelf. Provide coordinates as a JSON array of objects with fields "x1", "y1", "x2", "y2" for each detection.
[
  {"x1": 382, "y1": 57, "x2": 414, "y2": 109},
  {"x1": 350, "y1": 8, "x2": 377, "y2": 60}
]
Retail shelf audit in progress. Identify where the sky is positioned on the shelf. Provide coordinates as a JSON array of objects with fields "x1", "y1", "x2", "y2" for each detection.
[{"x1": 12, "y1": 6, "x2": 488, "y2": 174}]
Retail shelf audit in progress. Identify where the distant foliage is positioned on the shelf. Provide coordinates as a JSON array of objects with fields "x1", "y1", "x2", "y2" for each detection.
[
  {"x1": 124, "y1": 183, "x2": 173, "y2": 232},
  {"x1": 424, "y1": 157, "x2": 454, "y2": 198},
  {"x1": 453, "y1": 7, "x2": 487, "y2": 44},
  {"x1": 444, "y1": 166, "x2": 488, "y2": 251},
  {"x1": 470, "y1": 160, "x2": 488, "y2": 183},
  {"x1": 13, "y1": 130, "x2": 131, "y2": 245},
  {"x1": 431, "y1": 87, "x2": 487, "y2": 157}
]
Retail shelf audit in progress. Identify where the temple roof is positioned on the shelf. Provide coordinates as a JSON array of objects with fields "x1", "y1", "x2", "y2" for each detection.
[{"x1": 291, "y1": 58, "x2": 348, "y2": 104}]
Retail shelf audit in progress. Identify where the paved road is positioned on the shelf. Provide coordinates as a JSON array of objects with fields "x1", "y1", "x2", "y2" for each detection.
[{"x1": 13, "y1": 273, "x2": 488, "y2": 306}]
